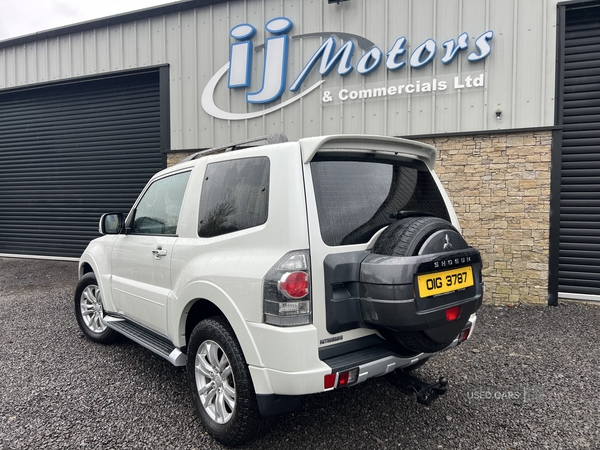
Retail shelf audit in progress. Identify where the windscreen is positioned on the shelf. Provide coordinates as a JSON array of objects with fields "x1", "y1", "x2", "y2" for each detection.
[{"x1": 311, "y1": 155, "x2": 450, "y2": 246}]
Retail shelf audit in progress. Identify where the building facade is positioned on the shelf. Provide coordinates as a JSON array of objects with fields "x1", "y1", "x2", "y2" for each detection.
[{"x1": 0, "y1": 0, "x2": 598, "y2": 305}]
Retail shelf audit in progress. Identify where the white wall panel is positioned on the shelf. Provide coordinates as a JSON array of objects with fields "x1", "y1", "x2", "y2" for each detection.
[
  {"x1": 486, "y1": 0, "x2": 513, "y2": 130},
  {"x1": 515, "y1": 0, "x2": 544, "y2": 128},
  {"x1": 58, "y1": 36, "x2": 71, "y2": 79},
  {"x1": 228, "y1": 2, "x2": 249, "y2": 143},
  {"x1": 0, "y1": 0, "x2": 566, "y2": 149},
  {"x1": 83, "y1": 31, "x2": 97, "y2": 75},
  {"x1": 197, "y1": 7, "x2": 214, "y2": 147},
  {"x1": 71, "y1": 34, "x2": 85, "y2": 78},
  {"x1": 95, "y1": 28, "x2": 109, "y2": 73},
  {"x1": 47, "y1": 39, "x2": 58, "y2": 81},
  {"x1": 14, "y1": 45, "x2": 26, "y2": 86},
  {"x1": 26, "y1": 43, "x2": 37, "y2": 84},
  {"x1": 543, "y1": 0, "x2": 556, "y2": 127},
  {"x1": 299, "y1": 0, "x2": 324, "y2": 138}
]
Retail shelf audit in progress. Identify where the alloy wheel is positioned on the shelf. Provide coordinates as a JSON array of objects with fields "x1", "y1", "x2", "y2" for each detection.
[{"x1": 194, "y1": 340, "x2": 236, "y2": 424}]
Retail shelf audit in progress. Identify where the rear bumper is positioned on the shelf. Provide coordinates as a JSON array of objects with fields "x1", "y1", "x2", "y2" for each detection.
[
  {"x1": 321, "y1": 316, "x2": 475, "y2": 383},
  {"x1": 247, "y1": 315, "x2": 476, "y2": 400}
]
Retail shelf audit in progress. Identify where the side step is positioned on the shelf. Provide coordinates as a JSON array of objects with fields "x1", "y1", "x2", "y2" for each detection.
[{"x1": 104, "y1": 316, "x2": 187, "y2": 366}]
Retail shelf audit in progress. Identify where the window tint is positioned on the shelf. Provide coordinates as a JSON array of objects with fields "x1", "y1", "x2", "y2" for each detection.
[
  {"x1": 198, "y1": 157, "x2": 269, "y2": 237},
  {"x1": 311, "y1": 156, "x2": 450, "y2": 246},
  {"x1": 131, "y1": 171, "x2": 191, "y2": 235}
]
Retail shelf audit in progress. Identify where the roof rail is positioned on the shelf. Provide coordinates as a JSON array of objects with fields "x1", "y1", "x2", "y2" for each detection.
[{"x1": 178, "y1": 133, "x2": 289, "y2": 163}]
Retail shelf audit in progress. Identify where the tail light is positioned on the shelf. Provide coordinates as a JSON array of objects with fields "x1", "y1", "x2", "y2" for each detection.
[
  {"x1": 324, "y1": 368, "x2": 359, "y2": 390},
  {"x1": 278, "y1": 271, "x2": 309, "y2": 299},
  {"x1": 458, "y1": 325, "x2": 472, "y2": 343},
  {"x1": 263, "y1": 250, "x2": 312, "y2": 326}
]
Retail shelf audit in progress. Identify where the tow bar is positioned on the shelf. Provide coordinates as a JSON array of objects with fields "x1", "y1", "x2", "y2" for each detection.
[{"x1": 388, "y1": 372, "x2": 449, "y2": 406}]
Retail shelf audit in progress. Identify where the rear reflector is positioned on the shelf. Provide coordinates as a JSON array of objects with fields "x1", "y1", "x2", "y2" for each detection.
[
  {"x1": 446, "y1": 305, "x2": 461, "y2": 322},
  {"x1": 324, "y1": 373, "x2": 337, "y2": 390}
]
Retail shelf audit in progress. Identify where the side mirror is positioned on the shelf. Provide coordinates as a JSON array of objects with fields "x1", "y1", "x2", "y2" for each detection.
[{"x1": 99, "y1": 213, "x2": 125, "y2": 235}]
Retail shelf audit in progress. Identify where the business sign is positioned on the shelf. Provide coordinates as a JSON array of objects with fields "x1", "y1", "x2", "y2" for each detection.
[{"x1": 202, "y1": 17, "x2": 493, "y2": 121}]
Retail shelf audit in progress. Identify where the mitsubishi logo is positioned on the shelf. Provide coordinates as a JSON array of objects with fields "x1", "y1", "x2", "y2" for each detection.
[{"x1": 443, "y1": 234, "x2": 453, "y2": 250}]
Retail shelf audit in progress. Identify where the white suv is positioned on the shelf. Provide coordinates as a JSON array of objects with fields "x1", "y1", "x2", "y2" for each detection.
[{"x1": 75, "y1": 134, "x2": 483, "y2": 446}]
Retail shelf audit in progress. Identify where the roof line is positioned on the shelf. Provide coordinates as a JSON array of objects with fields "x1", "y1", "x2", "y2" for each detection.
[{"x1": 0, "y1": 0, "x2": 229, "y2": 49}]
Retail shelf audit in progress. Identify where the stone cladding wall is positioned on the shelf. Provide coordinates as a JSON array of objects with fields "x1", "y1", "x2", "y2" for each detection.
[{"x1": 416, "y1": 131, "x2": 552, "y2": 305}]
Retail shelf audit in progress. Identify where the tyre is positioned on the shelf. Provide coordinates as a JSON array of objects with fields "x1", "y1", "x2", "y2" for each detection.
[
  {"x1": 187, "y1": 317, "x2": 264, "y2": 446},
  {"x1": 373, "y1": 216, "x2": 463, "y2": 257},
  {"x1": 374, "y1": 216, "x2": 470, "y2": 354},
  {"x1": 74, "y1": 272, "x2": 118, "y2": 344}
]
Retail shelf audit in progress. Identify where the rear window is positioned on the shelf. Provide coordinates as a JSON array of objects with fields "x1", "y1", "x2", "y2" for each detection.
[{"x1": 311, "y1": 155, "x2": 450, "y2": 246}]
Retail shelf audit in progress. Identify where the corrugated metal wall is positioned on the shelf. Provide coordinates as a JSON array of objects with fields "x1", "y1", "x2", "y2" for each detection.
[{"x1": 0, "y1": 0, "x2": 559, "y2": 149}]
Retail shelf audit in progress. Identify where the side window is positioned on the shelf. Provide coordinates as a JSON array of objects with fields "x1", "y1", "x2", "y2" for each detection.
[
  {"x1": 131, "y1": 171, "x2": 191, "y2": 235},
  {"x1": 198, "y1": 157, "x2": 269, "y2": 238}
]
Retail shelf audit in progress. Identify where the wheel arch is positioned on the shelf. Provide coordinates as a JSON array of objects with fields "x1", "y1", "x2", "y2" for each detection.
[
  {"x1": 172, "y1": 281, "x2": 264, "y2": 368},
  {"x1": 79, "y1": 261, "x2": 94, "y2": 277},
  {"x1": 184, "y1": 298, "x2": 223, "y2": 344},
  {"x1": 77, "y1": 251, "x2": 117, "y2": 313}
]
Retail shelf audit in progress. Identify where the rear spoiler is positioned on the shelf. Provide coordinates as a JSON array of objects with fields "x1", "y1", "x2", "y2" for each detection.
[{"x1": 298, "y1": 134, "x2": 438, "y2": 170}]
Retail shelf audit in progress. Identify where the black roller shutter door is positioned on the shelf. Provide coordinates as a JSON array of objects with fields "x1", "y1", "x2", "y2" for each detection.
[
  {"x1": 557, "y1": 3, "x2": 600, "y2": 299},
  {"x1": 0, "y1": 70, "x2": 166, "y2": 259}
]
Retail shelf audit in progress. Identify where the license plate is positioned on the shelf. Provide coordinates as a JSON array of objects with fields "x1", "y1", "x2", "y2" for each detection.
[{"x1": 417, "y1": 266, "x2": 474, "y2": 298}]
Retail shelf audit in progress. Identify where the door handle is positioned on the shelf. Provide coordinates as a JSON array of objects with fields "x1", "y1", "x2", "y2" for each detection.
[{"x1": 152, "y1": 247, "x2": 168, "y2": 259}]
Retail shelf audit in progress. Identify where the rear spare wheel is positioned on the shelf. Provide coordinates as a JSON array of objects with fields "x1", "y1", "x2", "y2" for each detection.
[{"x1": 368, "y1": 216, "x2": 476, "y2": 353}]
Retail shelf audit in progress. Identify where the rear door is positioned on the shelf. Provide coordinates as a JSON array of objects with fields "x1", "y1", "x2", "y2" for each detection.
[{"x1": 304, "y1": 149, "x2": 452, "y2": 343}]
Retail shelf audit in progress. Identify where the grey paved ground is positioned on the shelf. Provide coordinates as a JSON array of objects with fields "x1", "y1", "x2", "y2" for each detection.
[{"x1": 1, "y1": 257, "x2": 599, "y2": 449}]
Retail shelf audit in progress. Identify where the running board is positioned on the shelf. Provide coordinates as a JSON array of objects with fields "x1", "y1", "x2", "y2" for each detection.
[{"x1": 103, "y1": 316, "x2": 187, "y2": 366}]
